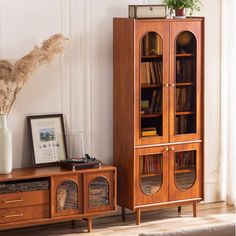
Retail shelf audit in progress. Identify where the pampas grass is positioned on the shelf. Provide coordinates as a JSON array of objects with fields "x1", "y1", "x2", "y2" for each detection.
[{"x1": 0, "y1": 34, "x2": 68, "y2": 115}]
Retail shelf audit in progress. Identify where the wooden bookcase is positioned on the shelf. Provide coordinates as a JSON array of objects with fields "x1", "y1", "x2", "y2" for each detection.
[
  {"x1": 113, "y1": 18, "x2": 204, "y2": 224},
  {"x1": 0, "y1": 166, "x2": 116, "y2": 232}
]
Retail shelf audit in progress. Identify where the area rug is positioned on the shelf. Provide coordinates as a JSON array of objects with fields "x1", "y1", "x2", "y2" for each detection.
[{"x1": 139, "y1": 222, "x2": 235, "y2": 236}]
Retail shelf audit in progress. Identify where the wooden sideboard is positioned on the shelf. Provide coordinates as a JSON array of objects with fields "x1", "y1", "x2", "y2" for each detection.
[{"x1": 0, "y1": 166, "x2": 117, "y2": 232}]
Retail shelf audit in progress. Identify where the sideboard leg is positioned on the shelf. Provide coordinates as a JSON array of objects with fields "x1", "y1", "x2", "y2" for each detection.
[
  {"x1": 87, "y1": 217, "x2": 93, "y2": 233},
  {"x1": 193, "y1": 202, "x2": 197, "y2": 217},
  {"x1": 136, "y1": 208, "x2": 141, "y2": 225},
  {"x1": 178, "y1": 206, "x2": 181, "y2": 215},
  {"x1": 122, "y1": 207, "x2": 126, "y2": 222}
]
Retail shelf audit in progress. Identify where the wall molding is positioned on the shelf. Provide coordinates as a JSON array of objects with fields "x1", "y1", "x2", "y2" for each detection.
[
  {"x1": 60, "y1": 0, "x2": 72, "y2": 131},
  {"x1": 67, "y1": 0, "x2": 92, "y2": 154},
  {"x1": 84, "y1": 0, "x2": 92, "y2": 154},
  {"x1": 56, "y1": 0, "x2": 92, "y2": 155}
]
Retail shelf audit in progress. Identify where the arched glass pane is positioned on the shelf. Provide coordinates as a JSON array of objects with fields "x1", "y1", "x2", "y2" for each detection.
[
  {"x1": 140, "y1": 32, "x2": 163, "y2": 137},
  {"x1": 89, "y1": 177, "x2": 109, "y2": 208},
  {"x1": 175, "y1": 31, "x2": 197, "y2": 135},
  {"x1": 57, "y1": 180, "x2": 78, "y2": 211},
  {"x1": 175, "y1": 150, "x2": 196, "y2": 190},
  {"x1": 140, "y1": 154, "x2": 163, "y2": 195}
]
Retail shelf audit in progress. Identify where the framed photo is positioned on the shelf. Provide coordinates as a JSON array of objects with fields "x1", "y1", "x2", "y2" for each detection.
[{"x1": 27, "y1": 114, "x2": 68, "y2": 167}]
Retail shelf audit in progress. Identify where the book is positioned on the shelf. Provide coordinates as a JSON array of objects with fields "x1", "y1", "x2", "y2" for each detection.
[
  {"x1": 149, "y1": 90, "x2": 158, "y2": 113},
  {"x1": 141, "y1": 100, "x2": 149, "y2": 113},
  {"x1": 141, "y1": 127, "x2": 157, "y2": 137},
  {"x1": 140, "y1": 63, "x2": 147, "y2": 84},
  {"x1": 156, "y1": 34, "x2": 163, "y2": 55}
]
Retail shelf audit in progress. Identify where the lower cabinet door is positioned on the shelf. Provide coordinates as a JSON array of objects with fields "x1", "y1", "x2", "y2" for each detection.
[
  {"x1": 135, "y1": 146, "x2": 169, "y2": 206},
  {"x1": 51, "y1": 175, "x2": 82, "y2": 217},
  {"x1": 84, "y1": 171, "x2": 115, "y2": 213},
  {"x1": 168, "y1": 142, "x2": 203, "y2": 201}
]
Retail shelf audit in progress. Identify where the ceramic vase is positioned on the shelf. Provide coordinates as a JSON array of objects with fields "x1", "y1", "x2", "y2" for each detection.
[{"x1": 0, "y1": 114, "x2": 12, "y2": 174}]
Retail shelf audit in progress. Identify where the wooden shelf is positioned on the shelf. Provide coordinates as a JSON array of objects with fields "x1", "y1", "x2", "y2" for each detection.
[
  {"x1": 141, "y1": 55, "x2": 163, "y2": 60},
  {"x1": 141, "y1": 83, "x2": 162, "y2": 88},
  {"x1": 176, "y1": 82, "x2": 195, "y2": 87},
  {"x1": 141, "y1": 172, "x2": 162, "y2": 177},
  {"x1": 175, "y1": 168, "x2": 195, "y2": 174},
  {"x1": 141, "y1": 113, "x2": 162, "y2": 118},
  {"x1": 176, "y1": 111, "x2": 195, "y2": 116},
  {"x1": 176, "y1": 53, "x2": 195, "y2": 58}
]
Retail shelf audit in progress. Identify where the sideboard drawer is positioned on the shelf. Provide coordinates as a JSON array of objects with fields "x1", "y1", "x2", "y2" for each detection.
[
  {"x1": 0, "y1": 204, "x2": 49, "y2": 224},
  {"x1": 0, "y1": 190, "x2": 49, "y2": 209}
]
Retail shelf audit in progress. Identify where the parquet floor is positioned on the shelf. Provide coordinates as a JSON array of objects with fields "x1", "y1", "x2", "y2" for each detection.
[{"x1": 0, "y1": 202, "x2": 235, "y2": 236}]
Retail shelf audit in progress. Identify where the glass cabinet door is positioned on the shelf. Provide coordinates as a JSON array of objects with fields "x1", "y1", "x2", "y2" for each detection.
[
  {"x1": 169, "y1": 22, "x2": 203, "y2": 142},
  {"x1": 135, "y1": 146, "x2": 168, "y2": 206},
  {"x1": 89, "y1": 177, "x2": 109, "y2": 208},
  {"x1": 52, "y1": 175, "x2": 82, "y2": 217},
  {"x1": 84, "y1": 171, "x2": 115, "y2": 213},
  {"x1": 135, "y1": 22, "x2": 169, "y2": 145},
  {"x1": 169, "y1": 143, "x2": 202, "y2": 201},
  {"x1": 140, "y1": 153, "x2": 163, "y2": 195}
]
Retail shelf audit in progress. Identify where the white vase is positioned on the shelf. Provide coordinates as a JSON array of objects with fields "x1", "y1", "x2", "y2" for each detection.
[{"x1": 0, "y1": 114, "x2": 12, "y2": 174}]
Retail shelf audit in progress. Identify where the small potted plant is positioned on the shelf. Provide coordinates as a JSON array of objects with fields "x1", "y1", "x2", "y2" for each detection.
[{"x1": 162, "y1": 0, "x2": 202, "y2": 18}]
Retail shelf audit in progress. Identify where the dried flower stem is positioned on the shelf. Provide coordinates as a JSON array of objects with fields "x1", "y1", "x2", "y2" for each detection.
[{"x1": 0, "y1": 34, "x2": 68, "y2": 115}]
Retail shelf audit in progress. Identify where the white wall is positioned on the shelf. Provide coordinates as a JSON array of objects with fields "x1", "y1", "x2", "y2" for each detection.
[{"x1": 0, "y1": 0, "x2": 222, "y2": 202}]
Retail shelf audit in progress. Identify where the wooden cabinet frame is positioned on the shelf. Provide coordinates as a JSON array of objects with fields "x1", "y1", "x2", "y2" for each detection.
[
  {"x1": 135, "y1": 143, "x2": 202, "y2": 206},
  {"x1": 113, "y1": 17, "x2": 204, "y2": 225},
  {"x1": 0, "y1": 166, "x2": 117, "y2": 232}
]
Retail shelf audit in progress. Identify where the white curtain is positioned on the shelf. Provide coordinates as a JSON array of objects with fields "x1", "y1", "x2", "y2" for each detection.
[{"x1": 221, "y1": 0, "x2": 236, "y2": 206}]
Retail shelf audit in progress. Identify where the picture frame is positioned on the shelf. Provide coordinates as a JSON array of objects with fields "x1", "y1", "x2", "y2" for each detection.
[{"x1": 27, "y1": 114, "x2": 68, "y2": 167}]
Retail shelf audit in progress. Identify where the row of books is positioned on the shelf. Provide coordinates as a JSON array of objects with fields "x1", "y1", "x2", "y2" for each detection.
[
  {"x1": 175, "y1": 116, "x2": 195, "y2": 135},
  {"x1": 176, "y1": 60, "x2": 194, "y2": 83},
  {"x1": 141, "y1": 89, "x2": 162, "y2": 114},
  {"x1": 141, "y1": 62, "x2": 163, "y2": 84},
  {"x1": 175, "y1": 151, "x2": 196, "y2": 170},
  {"x1": 142, "y1": 32, "x2": 163, "y2": 56},
  {"x1": 141, "y1": 154, "x2": 162, "y2": 174},
  {"x1": 176, "y1": 87, "x2": 194, "y2": 111}
]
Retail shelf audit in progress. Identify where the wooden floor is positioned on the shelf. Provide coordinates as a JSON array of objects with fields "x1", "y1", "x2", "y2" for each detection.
[{"x1": 0, "y1": 202, "x2": 235, "y2": 236}]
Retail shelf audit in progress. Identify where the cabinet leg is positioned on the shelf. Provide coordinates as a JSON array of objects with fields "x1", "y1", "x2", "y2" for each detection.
[
  {"x1": 193, "y1": 202, "x2": 197, "y2": 217},
  {"x1": 178, "y1": 206, "x2": 181, "y2": 215},
  {"x1": 122, "y1": 207, "x2": 126, "y2": 222},
  {"x1": 136, "y1": 208, "x2": 141, "y2": 225},
  {"x1": 87, "y1": 217, "x2": 93, "y2": 233},
  {"x1": 71, "y1": 220, "x2": 76, "y2": 228}
]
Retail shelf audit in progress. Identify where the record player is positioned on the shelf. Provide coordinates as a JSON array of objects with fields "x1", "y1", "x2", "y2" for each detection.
[{"x1": 60, "y1": 154, "x2": 102, "y2": 170}]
